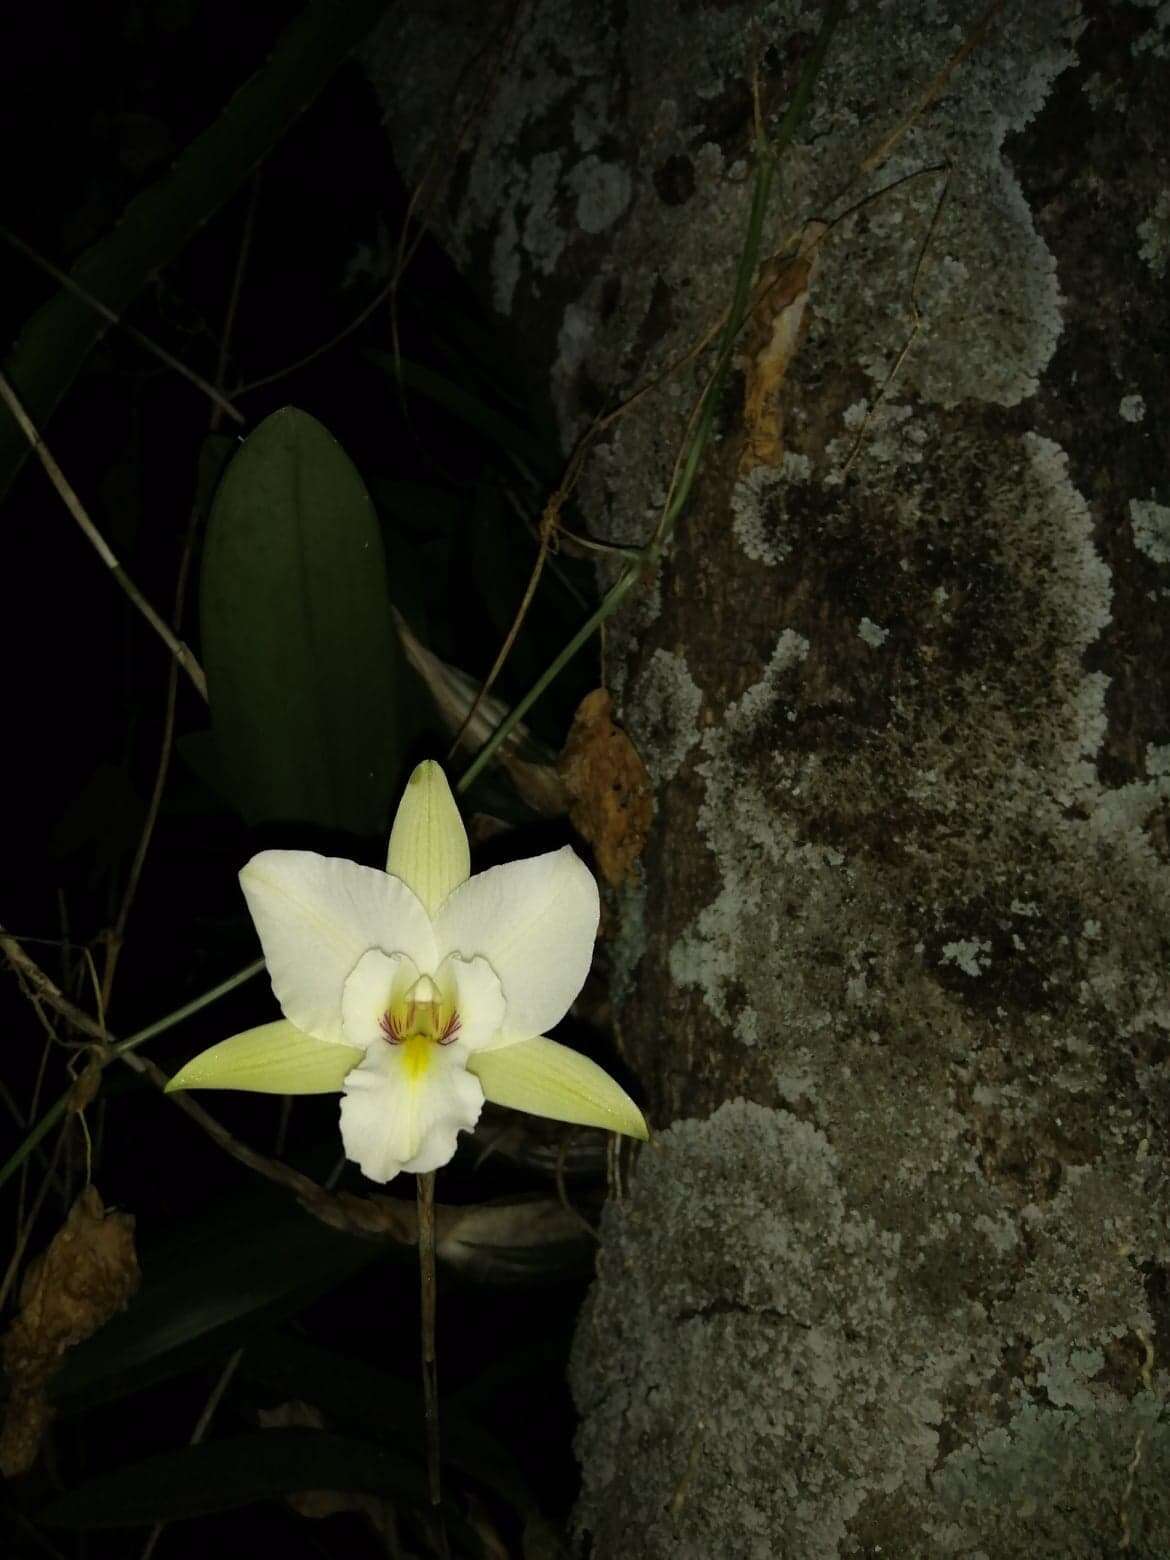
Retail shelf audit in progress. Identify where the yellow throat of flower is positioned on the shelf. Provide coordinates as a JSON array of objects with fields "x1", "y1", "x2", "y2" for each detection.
[{"x1": 378, "y1": 972, "x2": 462, "y2": 1073}]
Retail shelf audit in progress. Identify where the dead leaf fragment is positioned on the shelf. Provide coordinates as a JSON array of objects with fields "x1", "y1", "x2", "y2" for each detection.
[
  {"x1": 68, "y1": 1055, "x2": 103, "y2": 1113},
  {"x1": 1, "y1": 1185, "x2": 138, "y2": 1475},
  {"x1": 739, "y1": 221, "x2": 827, "y2": 474},
  {"x1": 297, "y1": 1183, "x2": 590, "y2": 1283},
  {"x1": 557, "y1": 690, "x2": 653, "y2": 889}
]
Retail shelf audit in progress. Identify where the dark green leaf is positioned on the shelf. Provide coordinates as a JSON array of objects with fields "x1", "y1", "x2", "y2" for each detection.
[
  {"x1": 430, "y1": 306, "x2": 532, "y2": 411},
  {"x1": 200, "y1": 407, "x2": 406, "y2": 836},
  {"x1": 243, "y1": 1331, "x2": 540, "y2": 1512},
  {"x1": 373, "y1": 479, "x2": 466, "y2": 537},
  {"x1": 49, "y1": 762, "x2": 145, "y2": 874},
  {"x1": 0, "y1": 0, "x2": 392, "y2": 501},
  {"x1": 366, "y1": 353, "x2": 559, "y2": 481},
  {"x1": 51, "y1": 1185, "x2": 376, "y2": 1413},
  {"x1": 39, "y1": 1431, "x2": 433, "y2": 1529}
]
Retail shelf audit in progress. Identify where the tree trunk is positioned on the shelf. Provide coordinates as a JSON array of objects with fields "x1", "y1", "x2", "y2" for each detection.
[{"x1": 368, "y1": 1, "x2": 1170, "y2": 1552}]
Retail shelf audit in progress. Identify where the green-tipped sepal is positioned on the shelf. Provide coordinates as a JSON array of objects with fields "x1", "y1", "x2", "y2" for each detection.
[
  {"x1": 166, "y1": 1020, "x2": 362, "y2": 1095},
  {"x1": 385, "y1": 760, "x2": 470, "y2": 916},
  {"x1": 468, "y1": 1035, "x2": 648, "y2": 1140}
]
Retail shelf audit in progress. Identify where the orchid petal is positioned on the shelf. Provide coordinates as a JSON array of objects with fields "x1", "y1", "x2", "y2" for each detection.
[
  {"x1": 241, "y1": 850, "x2": 436, "y2": 1042},
  {"x1": 341, "y1": 949, "x2": 417, "y2": 1048},
  {"x1": 437, "y1": 954, "x2": 505, "y2": 1052},
  {"x1": 385, "y1": 760, "x2": 470, "y2": 915},
  {"x1": 468, "y1": 1035, "x2": 648, "y2": 1140},
  {"x1": 165, "y1": 1020, "x2": 361, "y2": 1095},
  {"x1": 433, "y1": 847, "x2": 598, "y2": 1039},
  {"x1": 339, "y1": 1039, "x2": 483, "y2": 1180}
]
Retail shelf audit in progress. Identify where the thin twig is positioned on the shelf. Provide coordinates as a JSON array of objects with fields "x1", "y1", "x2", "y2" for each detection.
[
  {"x1": 7, "y1": 1507, "x2": 67, "y2": 1560},
  {"x1": 839, "y1": 167, "x2": 950, "y2": 479},
  {"x1": 445, "y1": 491, "x2": 556, "y2": 763},
  {"x1": 236, "y1": 14, "x2": 523, "y2": 403},
  {"x1": 0, "y1": 937, "x2": 410, "y2": 1244},
  {"x1": 0, "y1": 1124, "x2": 69, "y2": 1313},
  {"x1": 14, "y1": 991, "x2": 68, "y2": 1215},
  {"x1": 0, "y1": 926, "x2": 263, "y2": 1191},
  {"x1": 0, "y1": 369, "x2": 208, "y2": 701},
  {"x1": 101, "y1": 174, "x2": 260, "y2": 1009},
  {"x1": 2, "y1": 226, "x2": 245, "y2": 426},
  {"x1": 857, "y1": 0, "x2": 1004, "y2": 180}
]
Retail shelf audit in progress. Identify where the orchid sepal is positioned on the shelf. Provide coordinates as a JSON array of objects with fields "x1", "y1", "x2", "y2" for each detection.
[
  {"x1": 165, "y1": 1019, "x2": 362, "y2": 1095},
  {"x1": 468, "y1": 1034, "x2": 649, "y2": 1141},
  {"x1": 385, "y1": 759, "x2": 469, "y2": 914}
]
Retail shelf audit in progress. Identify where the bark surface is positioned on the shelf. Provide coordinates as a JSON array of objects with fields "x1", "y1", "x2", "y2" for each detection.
[{"x1": 368, "y1": 1, "x2": 1170, "y2": 1552}]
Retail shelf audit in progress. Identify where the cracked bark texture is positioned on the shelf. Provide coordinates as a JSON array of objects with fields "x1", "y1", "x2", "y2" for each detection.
[{"x1": 367, "y1": 1, "x2": 1170, "y2": 1553}]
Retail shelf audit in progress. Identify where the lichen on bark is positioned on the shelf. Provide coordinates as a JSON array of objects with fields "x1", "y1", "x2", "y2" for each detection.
[{"x1": 369, "y1": 0, "x2": 1170, "y2": 1551}]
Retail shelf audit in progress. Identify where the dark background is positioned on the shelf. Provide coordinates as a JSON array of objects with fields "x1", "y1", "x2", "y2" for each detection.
[{"x1": 0, "y1": 4, "x2": 616, "y2": 1554}]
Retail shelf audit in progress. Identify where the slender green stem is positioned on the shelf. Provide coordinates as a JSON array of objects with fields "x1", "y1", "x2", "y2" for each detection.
[
  {"x1": 456, "y1": 0, "x2": 845, "y2": 797},
  {"x1": 112, "y1": 958, "x2": 266, "y2": 1058},
  {"x1": 774, "y1": 0, "x2": 847, "y2": 159},
  {"x1": 455, "y1": 565, "x2": 640, "y2": 796},
  {"x1": 0, "y1": 957, "x2": 265, "y2": 1193},
  {"x1": 416, "y1": 1170, "x2": 449, "y2": 1558}
]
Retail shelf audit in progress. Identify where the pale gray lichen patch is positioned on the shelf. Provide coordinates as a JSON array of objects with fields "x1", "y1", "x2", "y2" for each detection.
[
  {"x1": 930, "y1": 1390, "x2": 1170, "y2": 1554},
  {"x1": 571, "y1": 1101, "x2": 950, "y2": 1559},
  {"x1": 624, "y1": 648, "x2": 704, "y2": 786},
  {"x1": 823, "y1": 401, "x2": 928, "y2": 486},
  {"x1": 1130, "y1": 497, "x2": 1170, "y2": 564},
  {"x1": 669, "y1": 629, "x2": 816, "y2": 1029},
  {"x1": 1082, "y1": 69, "x2": 1127, "y2": 111},
  {"x1": 857, "y1": 616, "x2": 889, "y2": 648},
  {"x1": 521, "y1": 152, "x2": 567, "y2": 273},
  {"x1": 1137, "y1": 189, "x2": 1170, "y2": 276},
  {"x1": 363, "y1": 0, "x2": 623, "y2": 321},
  {"x1": 572, "y1": 1098, "x2": 1170, "y2": 1556},
  {"x1": 593, "y1": 0, "x2": 1082, "y2": 698},
  {"x1": 566, "y1": 156, "x2": 631, "y2": 234},
  {"x1": 671, "y1": 428, "x2": 1116, "y2": 1051},
  {"x1": 731, "y1": 455, "x2": 811, "y2": 564},
  {"x1": 1132, "y1": 0, "x2": 1170, "y2": 59},
  {"x1": 785, "y1": 5, "x2": 1081, "y2": 412},
  {"x1": 489, "y1": 150, "x2": 571, "y2": 315},
  {"x1": 607, "y1": 869, "x2": 649, "y2": 1009},
  {"x1": 1119, "y1": 393, "x2": 1146, "y2": 423},
  {"x1": 940, "y1": 938, "x2": 992, "y2": 977},
  {"x1": 633, "y1": 390, "x2": 1170, "y2": 1541}
]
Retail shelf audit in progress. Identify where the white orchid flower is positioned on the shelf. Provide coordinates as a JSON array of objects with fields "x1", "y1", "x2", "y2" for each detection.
[{"x1": 167, "y1": 761, "x2": 647, "y2": 1181}]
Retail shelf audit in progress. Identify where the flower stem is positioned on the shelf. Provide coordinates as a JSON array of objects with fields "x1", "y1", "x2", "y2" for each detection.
[{"x1": 416, "y1": 1169, "x2": 449, "y2": 1558}]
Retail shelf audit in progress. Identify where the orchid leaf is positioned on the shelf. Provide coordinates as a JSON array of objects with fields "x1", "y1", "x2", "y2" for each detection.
[
  {"x1": 39, "y1": 1432, "x2": 439, "y2": 1528},
  {"x1": 200, "y1": 407, "x2": 407, "y2": 836},
  {"x1": 50, "y1": 1184, "x2": 374, "y2": 1413}
]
